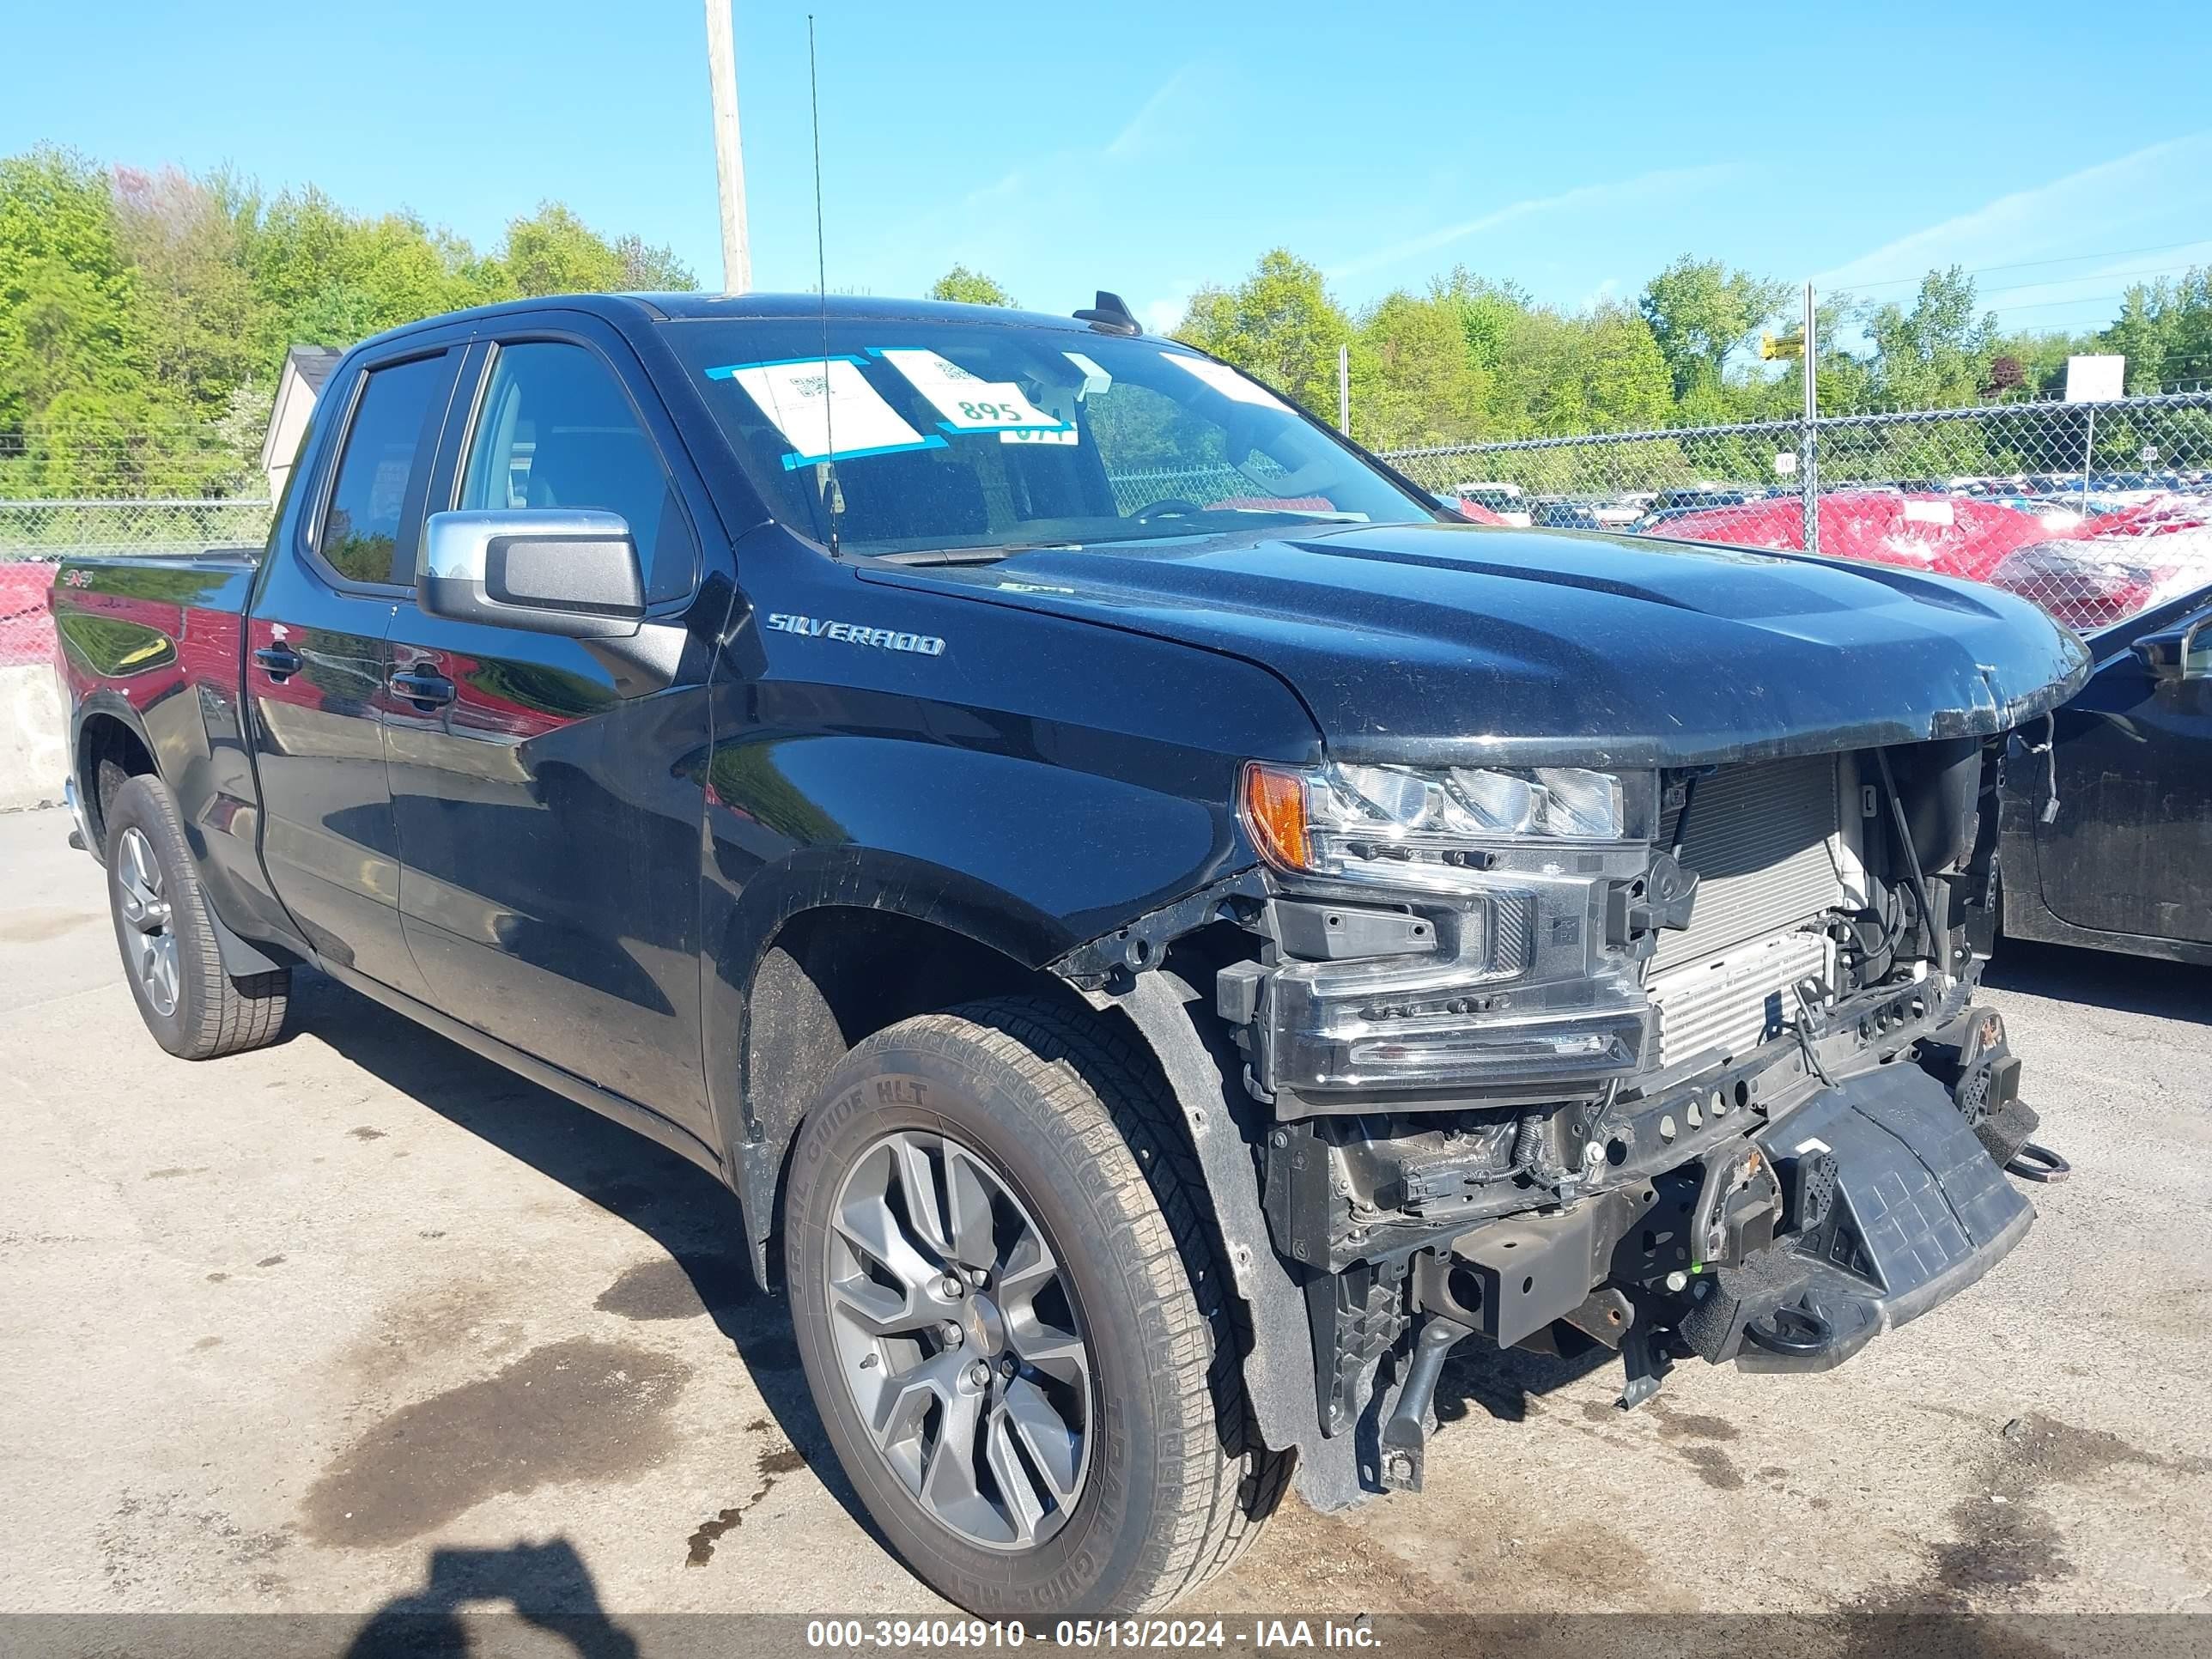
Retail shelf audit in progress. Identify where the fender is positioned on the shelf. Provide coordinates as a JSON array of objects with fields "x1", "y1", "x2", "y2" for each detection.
[{"x1": 703, "y1": 843, "x2": 1093, "y2": 1279}]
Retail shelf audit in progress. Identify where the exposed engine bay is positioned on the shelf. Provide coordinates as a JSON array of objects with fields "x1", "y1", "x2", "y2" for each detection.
[{"x1": 1205, "y1": 735, "x2": 2055, "y2": 1499}]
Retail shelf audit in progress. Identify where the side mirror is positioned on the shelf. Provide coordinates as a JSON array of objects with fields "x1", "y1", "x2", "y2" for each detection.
[
  {"x1": 418, "y1": 510, "x2": 644, "y2": 640},
  {"x1": 2132, "y1": 618, "x2": 2210, "y2": 684}
]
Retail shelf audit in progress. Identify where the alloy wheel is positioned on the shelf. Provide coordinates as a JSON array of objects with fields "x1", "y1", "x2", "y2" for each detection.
[
  {"x1": 823, "y1": 1128, "x2": 1094, "y2": 1550},
  {"x1": 116, "y1": 826, "x2": 180, "y2": 1017}
]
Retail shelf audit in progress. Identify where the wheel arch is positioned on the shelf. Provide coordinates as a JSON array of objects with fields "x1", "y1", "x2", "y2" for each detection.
[
  {"x1": 72, "y1": 696, "x2": 161, "y2": 859},
  {"x1": 711, "y1": 863, "x2": 1331, "y2": 1472},
  {"x1": 708, "y1": 848, "x2": 1085, "y2": 1274}
]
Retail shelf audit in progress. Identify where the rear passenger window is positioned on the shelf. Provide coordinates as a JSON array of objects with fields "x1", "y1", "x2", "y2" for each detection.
[
  {"x1": 318, "y1": 355, "x2": 449, "y2": 585},
  {"x1": 459, "y1": 342, "x2": 696, "y2": 604}
]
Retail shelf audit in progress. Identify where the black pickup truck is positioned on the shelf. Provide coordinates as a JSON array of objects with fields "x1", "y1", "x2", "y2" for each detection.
[{"x1": 50, "y1": 290, "x2": 2087, "y2": 1617}]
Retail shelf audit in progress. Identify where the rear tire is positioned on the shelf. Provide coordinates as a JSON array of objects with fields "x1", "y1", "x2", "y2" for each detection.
[
  {"x1": 783, "y1": 995, "x2": 1286, "y2": 1617},
  {"x1": 104, "y1": 773, "x2": 289, "y2": 1060}
]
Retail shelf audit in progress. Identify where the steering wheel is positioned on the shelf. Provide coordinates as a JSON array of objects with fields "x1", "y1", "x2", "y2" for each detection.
[{"x1": 1133, "y1": 497, "x2": 1207, "y2": 523}]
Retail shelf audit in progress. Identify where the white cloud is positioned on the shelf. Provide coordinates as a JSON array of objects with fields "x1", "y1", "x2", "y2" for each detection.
[
  {"x1": 1326, "y1": 165, "x2": 1743, "y2": 283},
  {"x1": 1105, "y1": 64, "x2": 1200, "y2": 161},
  {"x1": 1814, "y1": 133, "x2": 2212, "y2": 296}
]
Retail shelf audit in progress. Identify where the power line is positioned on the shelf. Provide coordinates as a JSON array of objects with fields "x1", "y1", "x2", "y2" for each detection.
[
  {"x1": 1981, "y1": 262, "x2": 2209, "y2": 300},
  {"x1": 1826, "y1": 237, "x2": 2212, "y2": 297}
]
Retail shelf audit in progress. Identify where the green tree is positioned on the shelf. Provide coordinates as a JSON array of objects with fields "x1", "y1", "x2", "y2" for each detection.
[
  {"x1": 0, "y1": 147, "x2": 145, "y2": 431},
  {"x1": 1866, "y1": 266, "x2": 1998, "y2": 408},
  {"x1": 614, "y1": 234, "x2": 698, "y2": 292},
  {"x1": 927, "y1": 264, "x2": 1016, "y2": 307},
  {"x1": 1638, "y1": 255, "x2": 1791, "y2": 403},
  {"x1": 2100, "y1": 270, "x2": 2212, "y2": 392},
  {"x1": 1173, "y1": 249, "x2": 1352, "y2": 420},
  {"x1": 1349, "y1": 288, "x2": 1488, "y2": 449},
  {"x1": 501, "y1": 202, "x2": 626, "y2": 297},
  {"x1": 111, "y1": 166, "x2": 258, "y2": 420}
]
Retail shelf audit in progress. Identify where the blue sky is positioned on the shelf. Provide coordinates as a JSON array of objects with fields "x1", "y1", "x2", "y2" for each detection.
[{"x1": 10, "y1": 0, "x2": 2212, "y2": 338}]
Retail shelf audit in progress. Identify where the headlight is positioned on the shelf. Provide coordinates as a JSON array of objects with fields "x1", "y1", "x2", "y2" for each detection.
[
  {"x1": 1243, "y1": 760, "x2": 1655, "y2": 891},
  {"x1": 1238, "y1": 758, "x2": 1661, "y2": 1100}
]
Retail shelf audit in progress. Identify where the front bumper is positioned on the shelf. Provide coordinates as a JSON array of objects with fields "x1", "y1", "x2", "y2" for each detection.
[{"x1": 1728, "y1": 1061, "x2": 2035, "y2": 1371}]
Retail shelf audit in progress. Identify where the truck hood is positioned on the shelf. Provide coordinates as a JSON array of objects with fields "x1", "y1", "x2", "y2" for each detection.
[{"x1": 866, "y1": 522, "x2": 2093, "y2": 769}]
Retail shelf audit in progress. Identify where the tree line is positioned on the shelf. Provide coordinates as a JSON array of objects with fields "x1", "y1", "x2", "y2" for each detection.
[
  {"x1": 6, "y1": 139, "x2": 2211, "y2": 501},
  {"x1": 0, "y1": 146, "x2": 694, "y2": 495},
  {"x1": 937, "y1": 252, "x2": 2212, "y2": 456}
]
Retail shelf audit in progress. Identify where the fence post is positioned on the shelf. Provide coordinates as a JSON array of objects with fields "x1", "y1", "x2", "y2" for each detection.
[{"x1": 1800, "y1": 282, "x2": 1820, "y2": 556}]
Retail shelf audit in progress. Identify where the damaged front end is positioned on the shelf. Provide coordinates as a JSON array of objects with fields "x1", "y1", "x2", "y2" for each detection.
[{"x1": 1145, "y1": 736, "x2": 2060, "y2": 1506}]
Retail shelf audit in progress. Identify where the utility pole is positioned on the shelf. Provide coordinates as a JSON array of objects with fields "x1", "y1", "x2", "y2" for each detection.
[
  {"x1": 1337, "y1": 344, "x2": 1351, "y2": 435},
  {"x1": 704, "y1": 0, "x2": 751, "y2": 294},
  {"x1": 1800, "y1": 281, "x2": 1819, "y2": 556}
]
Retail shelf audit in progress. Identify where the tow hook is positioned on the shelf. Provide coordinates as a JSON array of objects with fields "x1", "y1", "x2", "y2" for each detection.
[
  {"x1": 1616, "y1": 1320, "x2": 1676, "y2": 1411},
  {"x1": 2006, "y1": 1141, "x2": 2071, "y2": 1183},
  {"x1": 1377, "y1": 1313, "x2": 1476, "y2": 1492}
]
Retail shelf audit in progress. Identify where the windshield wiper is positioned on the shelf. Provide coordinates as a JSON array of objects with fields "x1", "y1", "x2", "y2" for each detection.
[{"x1": 878, "y1": 542, "x2": 1086, "y2": 566}]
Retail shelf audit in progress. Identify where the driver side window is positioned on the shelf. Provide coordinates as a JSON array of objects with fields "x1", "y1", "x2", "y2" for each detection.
[{"x1": 460, "y1": 342, "x2": 697, "y2": 604}]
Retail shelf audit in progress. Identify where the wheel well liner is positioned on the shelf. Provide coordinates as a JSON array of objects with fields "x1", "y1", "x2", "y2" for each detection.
[
  {"x1": 728, "y1": 902, "x2": 1091, "y2": 1287},
  {"x1": 76, "y1": 708, "x2": 158, "y2": 854}
]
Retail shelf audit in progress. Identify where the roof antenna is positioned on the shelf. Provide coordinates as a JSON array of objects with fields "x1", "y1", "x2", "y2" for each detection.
[
  {"x1": 1074, "y1": 291, "x2": 1142, "y2": 336},
  {"x1": 807, "y1": 14, "x2": 842, "y2": 558}
]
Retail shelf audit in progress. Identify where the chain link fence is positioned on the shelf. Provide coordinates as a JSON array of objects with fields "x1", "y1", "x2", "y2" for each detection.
[
  {"x1": 1381, "y1": 392, "x2": 2212, "y2": 636},
  {"x1": 0, "y1": 500, "x2": 273, "y2": 667},
  {"x1": 9, "y1": 392, "x2": 2212, "y2": 669}
]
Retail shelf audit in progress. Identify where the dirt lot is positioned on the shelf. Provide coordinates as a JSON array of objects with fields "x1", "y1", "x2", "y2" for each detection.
[{"x1": 3, "y1": 802, "x2": 2209, "y2": 1649}]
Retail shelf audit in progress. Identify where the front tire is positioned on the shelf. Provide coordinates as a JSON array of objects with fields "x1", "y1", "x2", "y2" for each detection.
[
  {"x1": 783, "y1": 996, "x2": 1285, "y2": 1617},
  {"x1": 104, "y1": 773, "x2": 290, "y2": 1060}
]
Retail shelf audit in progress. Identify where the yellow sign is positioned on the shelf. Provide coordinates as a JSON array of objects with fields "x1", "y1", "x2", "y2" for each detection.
[{"x1": 1759, "y1": 332, "x2": 1805, "y2": 362}]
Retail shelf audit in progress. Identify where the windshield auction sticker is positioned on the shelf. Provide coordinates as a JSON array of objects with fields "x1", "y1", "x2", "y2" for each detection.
[
  {"x1": 1160, "y1": 353, "x2": 1292, "y2": 410},
  {"x1": 872, "y1": 347, "x2": 1073, "y2": 434},
  {"x1": 708, "y1": 356, "x2": 944, "y2": 468}
]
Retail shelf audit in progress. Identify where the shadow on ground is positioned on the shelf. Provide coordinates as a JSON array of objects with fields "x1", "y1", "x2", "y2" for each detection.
[
  {"x1": 345, "y1": 1537, "x2": 636, "y2": 1657},
  {"x1": 283, "y1": 971, "x2": 878, "y2": 1550},
  {"x1": 1985, "y1": 937, "x2": 2212, "y2": 1027}
]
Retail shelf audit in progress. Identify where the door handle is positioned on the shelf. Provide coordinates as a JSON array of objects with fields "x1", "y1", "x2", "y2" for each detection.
[
  {"x1": 253, "y1": 642, "x2": 302, "y2": 682},
  {"x1": 389, "y1": 664, "x2": 456, "y2": 708}
]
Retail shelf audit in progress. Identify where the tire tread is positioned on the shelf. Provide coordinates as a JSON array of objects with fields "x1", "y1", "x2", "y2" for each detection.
[
  {"x1": 106, "y1": 774, "x2": 289, "y2": 1060},
  {"x1": 892, "y1": 995, "x2": 1290, "y2": 1611}
]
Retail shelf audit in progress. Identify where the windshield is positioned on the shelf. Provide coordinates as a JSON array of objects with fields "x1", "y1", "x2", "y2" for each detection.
[{"x1": 660, "y1": 317, "x2": 1435, "y2": 559}]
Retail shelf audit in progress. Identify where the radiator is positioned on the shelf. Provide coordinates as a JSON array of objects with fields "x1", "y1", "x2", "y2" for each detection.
[
  {"x1": 1651, "y1": 756, "x2": 1847, "y2": 974},
  {"x1": 1646, "y1": 756, "x2": 1851, "y2": 1071}
]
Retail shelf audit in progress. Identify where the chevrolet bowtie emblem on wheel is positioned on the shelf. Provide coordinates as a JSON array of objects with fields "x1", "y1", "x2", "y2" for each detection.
[{"x1": 763, "y1": 613, "x2": 947, "y2": 655}]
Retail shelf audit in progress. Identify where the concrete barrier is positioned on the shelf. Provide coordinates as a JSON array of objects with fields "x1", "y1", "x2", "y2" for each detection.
[
  {"x1": 3, "y1": 660, "x2": 67, "y2": 813},
  {"x1": 1, "y1": 563, "x2": 64, "y2": 811}
]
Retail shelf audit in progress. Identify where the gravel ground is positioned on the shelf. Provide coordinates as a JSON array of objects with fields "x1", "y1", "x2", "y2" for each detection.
[{"x1": 2, "y1": 803, "x2": 2207, "y2": 1653}]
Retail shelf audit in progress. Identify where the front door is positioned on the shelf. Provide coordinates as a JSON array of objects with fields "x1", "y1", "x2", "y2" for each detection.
[
  {"x1": 385, "y1": 331, "x2": 718, "y2": 1132},
  {"x1": 2033, "y1": 592, "x2": 2212, "y2": 946},
  {"x1": 246, "y1": 347, "x2": 459, "y2": 995}
]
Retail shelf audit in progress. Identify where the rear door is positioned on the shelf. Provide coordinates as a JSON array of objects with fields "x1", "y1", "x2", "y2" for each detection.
[
  {"x1": 384, "y1": 322, "x2": 719, "y2": 1132},
  {"x1": 2032, "y1": 589, "x2": 2212, "y2": 946},
  {"x1": 246, "y1": 343, "x2": 461, "y2": 994}
]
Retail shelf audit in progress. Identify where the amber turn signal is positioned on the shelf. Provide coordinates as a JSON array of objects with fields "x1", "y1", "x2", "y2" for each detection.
[{"x1": 1242, "y1": 763, "x2": 1310, "y2": 873}]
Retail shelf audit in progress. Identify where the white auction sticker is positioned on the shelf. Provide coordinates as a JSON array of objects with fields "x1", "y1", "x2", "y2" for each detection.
[
  {"x1": 1160, "y1": 353, "x2": 1291, "y2": 410},
  {"x1": 708, "y1": 356, "x2": 939, "y2": 468},
  {"x1": 875, "y1": 348, "x2": 1070, "y2": 434}
]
